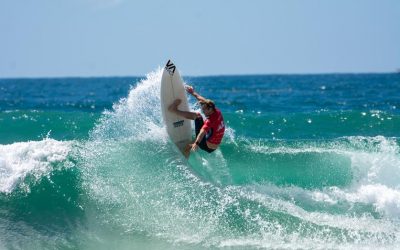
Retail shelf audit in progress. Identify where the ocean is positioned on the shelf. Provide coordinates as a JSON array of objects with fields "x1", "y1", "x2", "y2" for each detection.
[{"x1": 0, "y1": 69, "x2": 399, "y2": 249}]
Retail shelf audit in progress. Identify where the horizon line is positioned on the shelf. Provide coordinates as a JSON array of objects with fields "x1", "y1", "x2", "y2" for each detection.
[{"x1": 0, "y1": 70, "x2": 399, "y2": 80}]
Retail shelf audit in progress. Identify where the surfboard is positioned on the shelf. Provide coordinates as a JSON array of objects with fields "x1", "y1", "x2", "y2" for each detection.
[{"x1": 160, "y1": 60, "x2": 192, "y2": 154}]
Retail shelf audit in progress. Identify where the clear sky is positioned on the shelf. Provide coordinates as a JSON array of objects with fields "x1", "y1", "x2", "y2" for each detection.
[{"x1": 1, "y1": 0, "x2": 399, "y2": 77}]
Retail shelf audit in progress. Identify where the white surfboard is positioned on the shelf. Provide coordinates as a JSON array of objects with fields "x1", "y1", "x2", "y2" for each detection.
[{"x1": 160, "y1": 60, "x2": 192, "y2": 154}]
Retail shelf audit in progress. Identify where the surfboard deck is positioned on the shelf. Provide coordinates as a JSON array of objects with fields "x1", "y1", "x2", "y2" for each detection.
[{"x1": 160, "y1": 60, "x2": 192, "y2": 154}]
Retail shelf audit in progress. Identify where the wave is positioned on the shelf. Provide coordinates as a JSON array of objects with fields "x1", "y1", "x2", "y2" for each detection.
[
  {"x1": 223, "y1": 135, "x2": 400, "y2": 217},
  {"x1": 77, "y1": 69, "x2": 400, "y2": 248},
  {"x1": 2, "y1": 69, "x2": 400, "y2": 249},
  {"x1": 0, "y1": 138, "x2": 73, "y2": 193},
  {"x1": 0, "y1": 138, "x2": 85, "y2": 249}
]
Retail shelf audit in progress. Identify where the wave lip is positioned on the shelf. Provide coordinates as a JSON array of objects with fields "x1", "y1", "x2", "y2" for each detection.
[{"x1": 0, "y1": 138, "x2": 72, "y2": 193}]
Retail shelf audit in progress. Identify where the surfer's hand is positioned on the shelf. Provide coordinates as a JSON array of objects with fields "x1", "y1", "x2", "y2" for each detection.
[
  {"x1": 185, "y1": 85, "x2": 194, "y2": 94},
  {"x1": 191, "y1": 143, "x2": 198, "y2": 152}
]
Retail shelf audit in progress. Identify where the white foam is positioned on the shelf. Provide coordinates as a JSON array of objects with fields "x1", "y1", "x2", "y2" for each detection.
[
  {"x1": 335, "y1": 137, "x2": 400, "y2": 217},
  {"x1": 244, "y1": 135, "x2": 399, "y2": 155},
  {"x1": 237, "y1": 184, "x2": 396, "y2": 234},
  {"x1": 0, "y1": 138, "x2": 72, "y2": 193},
  {"x1": 328, "y1": 184, "x2": 400, "y2": 218},
  {"x1": 90, "y1": 68, "x2": 168, "y2": 143},
  {"x1": 357, "y1": 185, "x2": 400, "y2": 217}
]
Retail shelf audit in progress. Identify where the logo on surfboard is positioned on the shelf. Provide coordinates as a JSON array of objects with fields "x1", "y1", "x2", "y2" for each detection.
[
  {"x1": 173, "y1": 120, "x2": 184, "y2": 127},
  {"x1": 165, "y1": 60, "x2": 176, "y2": 75}
]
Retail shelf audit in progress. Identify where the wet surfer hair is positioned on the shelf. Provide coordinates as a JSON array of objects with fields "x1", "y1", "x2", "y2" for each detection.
[{"x1": 199, "y1": 99, "x2": 216, "y2": 110}]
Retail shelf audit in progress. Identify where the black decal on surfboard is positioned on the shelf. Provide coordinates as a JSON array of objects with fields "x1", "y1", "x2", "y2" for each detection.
[
  {"x1": 165, "y1": 60, "x2": 176, "y2": 75},
  {"x1": 173, "y1": 120, "x2": 184, "y2": 127}
]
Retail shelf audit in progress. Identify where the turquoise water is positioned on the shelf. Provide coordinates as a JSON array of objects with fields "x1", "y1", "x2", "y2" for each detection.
[{"x1": 0, "y1": 70, "x2": 400, "y2": 249}]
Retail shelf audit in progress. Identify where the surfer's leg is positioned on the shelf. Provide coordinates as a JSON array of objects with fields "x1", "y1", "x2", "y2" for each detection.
[
  {"x1": 194, "y1": 115, "x2": 204, "y2": 136},
  {"x1": 194, "y1": 116, "x2": 211, "y2": 153},
  {"x1": 183, "y1": 144, "x2": 191, "y2": 158},
  {"x1": 168, "y1": 99, "x2": 198, "y2": 120}
]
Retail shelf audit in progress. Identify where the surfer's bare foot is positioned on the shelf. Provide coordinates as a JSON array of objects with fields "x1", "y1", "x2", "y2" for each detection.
[{"x1": 168, "y1": 99, "x2": 182, "y2": 112}]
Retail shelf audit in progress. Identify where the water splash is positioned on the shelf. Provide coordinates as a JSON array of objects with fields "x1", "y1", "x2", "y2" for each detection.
[{"x1": 0, "y1": 138, "x2": 72, "y2": 193}]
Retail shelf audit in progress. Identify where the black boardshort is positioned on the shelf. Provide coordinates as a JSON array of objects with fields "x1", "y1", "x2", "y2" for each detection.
[{"x1": 195, "y1": 117, "x2": 215, "y2": 153}]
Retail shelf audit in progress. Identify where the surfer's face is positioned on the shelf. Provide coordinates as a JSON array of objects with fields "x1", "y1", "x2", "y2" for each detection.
[{"x1": 201, "y1": 104, "x2": 213, "y2": 116}]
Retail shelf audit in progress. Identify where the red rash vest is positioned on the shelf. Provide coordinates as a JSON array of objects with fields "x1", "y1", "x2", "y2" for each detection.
[{"x1": 202, "y1": 108, "x2": 225, "y2": 145}]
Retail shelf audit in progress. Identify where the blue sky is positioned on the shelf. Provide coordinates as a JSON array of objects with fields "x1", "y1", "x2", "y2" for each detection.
[{"x1": 1, "y1": 0, "x2": 399, "y2": 77}]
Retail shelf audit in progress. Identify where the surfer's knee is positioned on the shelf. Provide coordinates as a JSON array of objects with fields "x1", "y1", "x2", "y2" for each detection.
[
  {"x1": 188, "y1": 112, "x2": 201, "y2": 120},
  {"x1": 184, "y1": 112, "x2": 200, "y2": 120},
  {"x1": 168, "y1": 99, "x2": 182, "y2": 112}
]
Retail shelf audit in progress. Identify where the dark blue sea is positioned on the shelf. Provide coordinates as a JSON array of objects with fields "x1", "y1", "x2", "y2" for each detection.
[{"x1": 1, "y1": 69, "x2": 400, "y2": 249}]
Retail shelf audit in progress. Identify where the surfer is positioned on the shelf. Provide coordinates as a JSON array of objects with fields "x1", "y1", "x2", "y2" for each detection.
[{"x1": 168, "y1": 85, "x2": 225, "y2": 157}]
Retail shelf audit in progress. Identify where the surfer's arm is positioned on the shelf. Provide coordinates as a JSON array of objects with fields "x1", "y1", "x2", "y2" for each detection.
[
  {"x1": 191, "y1": 128, "x2": 206, "y2": 151},
  {"x1": 185, "y1": 85, "x2": 207, "y2": 103}
]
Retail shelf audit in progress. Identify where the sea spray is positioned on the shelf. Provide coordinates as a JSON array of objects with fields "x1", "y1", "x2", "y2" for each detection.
[
  {"x1": 89, "y1": 69, "x2": 165, "y2": 142},
  {"x1": 79, "y1": 69, "x2": 224, "y2": 244}
]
